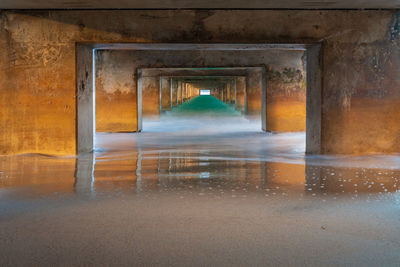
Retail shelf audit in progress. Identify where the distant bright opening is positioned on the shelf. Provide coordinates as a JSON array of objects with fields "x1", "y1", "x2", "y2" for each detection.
[{"x1": 200, "y1": 89, "x2": 211, "y2": 95}]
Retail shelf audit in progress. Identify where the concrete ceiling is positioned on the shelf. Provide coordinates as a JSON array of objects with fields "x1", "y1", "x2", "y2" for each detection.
[{"x1": 1, "y1": 0, "x2": 400, "y2": 9}]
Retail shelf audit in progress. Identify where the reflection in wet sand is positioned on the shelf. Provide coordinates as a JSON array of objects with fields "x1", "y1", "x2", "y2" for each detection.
[{"x1": 0, "y1": 116, "x2": 399, "y2": 265}]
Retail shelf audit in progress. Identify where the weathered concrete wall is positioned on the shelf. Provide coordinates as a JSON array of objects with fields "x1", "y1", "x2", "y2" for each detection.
[
  {"x1": 246, "y1": 69, "x2": 264, "y2": 118},
  {"x1": 266, "y1": 64, "x2": 306, "y2": 132},
  {"x1": 95, "y1": 51, "x2": 137, "y2": 132},
  {"x1": 141, "y1": 76, "x2": 160, "y2": 118},
  {"x1": 0, "y1": 10, "x2": 398, "y2": 155}
]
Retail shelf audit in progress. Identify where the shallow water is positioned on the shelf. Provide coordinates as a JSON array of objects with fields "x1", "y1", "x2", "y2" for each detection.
[{"x1": 1, "y1": 102, "x2": 400, "y2": 265}]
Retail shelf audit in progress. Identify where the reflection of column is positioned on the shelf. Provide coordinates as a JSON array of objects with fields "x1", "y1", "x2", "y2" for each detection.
[
  {"x1": 136, "y1": 148, "x2": 142, "y2": 193},
  {"x1": 305, "y1": 159, "x2": 323, "y2": 195},
  {"x1": 260, "y1": 161, "x2": 267, "y2": 189},
  {"x1": 74, "y1": 153, "x2": 95, "y2": 195}
]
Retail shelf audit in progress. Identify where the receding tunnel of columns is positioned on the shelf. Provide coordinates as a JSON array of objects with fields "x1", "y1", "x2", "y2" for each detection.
[
  {"x1": 159, "y1": 76, "x2": 241, "y2": 111},
  {"x1": 77, "y1": 43, "x2": 321, "y2": 154},
  {"x1": 134, "y1": 66, "x2": 269, "y2": 132},
  {"x1": 136, "y1": 69, "x2": 268, "y2": 142},
  {"x1": 140, "y1": 67, "x2": 263, "y2": 119}
]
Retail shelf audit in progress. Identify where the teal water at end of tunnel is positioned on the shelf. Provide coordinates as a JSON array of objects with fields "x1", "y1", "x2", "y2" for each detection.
[{"x1": 166, "y1": 95, "x2": 241, "y2": 117}]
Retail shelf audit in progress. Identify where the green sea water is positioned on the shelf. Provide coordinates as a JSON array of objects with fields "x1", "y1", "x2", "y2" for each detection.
[{"x1": 166, "y1": 95, "x2": 241, "y2": 117}]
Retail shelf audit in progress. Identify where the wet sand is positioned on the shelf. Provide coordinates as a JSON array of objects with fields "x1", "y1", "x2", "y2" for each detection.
[{"x1": 0, "y1": 114, "x2": 400, "y2": 266}]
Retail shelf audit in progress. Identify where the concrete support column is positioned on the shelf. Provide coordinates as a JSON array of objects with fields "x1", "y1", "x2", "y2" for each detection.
[
  {"x1": 224, "y1": 85, "x2": 228, "y2": 103},
  {"x1": 180, "y1": 81, "x2": 184, "y2": 103},
  {"x1": 235, "y1": 77, "x2": 246, "y2": 113},
  {"x1": 160, "y1": 77, "x2": 172, "y2": 112},
  {"x1": 137, "y1": 70, "x2": 143, "y2": 131},
  {"x1": 188, "y1": 84, "x2": 192, "y2": 100},
  {"x1": 76, "y1": 44, "x2": 95, "y2": 154},
  {"x1": 246, "y1": 69, "x2": 264, "y2": 119},
  {"x1": 191, "y1": 85, "x2": 195, "y2": 99},
  {"x1": 171, "y1": 79, "x2": 178, "y2": 107},
  {"x1": 226, "y1": 83, "x2": 231, "y2": 104},
  {"x1": 231, "y1": 79, "x2": 236, "y2": 105},
  {"x1": 170, "y1": 78, "x2": 174, "y2": 108},
  {"x1": 191, "y1": 86, "x2": 197, "y2": 99},
  {"x1": 177, "y1": 81, "x2": 182, "y2": 104},
  {"x1": 261, "y1": 67, "x2": 267, "y2": 131},
  {"x1": 182, "y1": 83, "x2": 186, "y2": 102},
  {"x1": 142, "y1": 76, "x2": 160, "y2": 119},
  {"x1": 305, "y1": 45, "x2": 322, "y2": 154},
  {"x1": 182, "y1": 83, "x2": 185, "y2": 102},
  {"x1": 185, "y1": 83, "x2": 189, "y2": 102}
]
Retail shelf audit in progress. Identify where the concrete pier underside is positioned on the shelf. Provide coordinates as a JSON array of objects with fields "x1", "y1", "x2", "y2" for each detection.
[
  {"x1": 1, "y1": 115, "x2": 400, "y2": 266},
  {"x1": 0, "y1": 10, "x2": 399, "y2": 155},
  {"x1": 0, "y1": 7, "x2": 400, "y2": 267}
]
